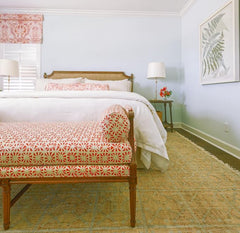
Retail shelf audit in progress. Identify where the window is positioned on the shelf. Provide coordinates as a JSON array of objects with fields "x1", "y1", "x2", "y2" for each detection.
[{"x1": 0, "y1": 43, "x2": 41, "y2": 91}]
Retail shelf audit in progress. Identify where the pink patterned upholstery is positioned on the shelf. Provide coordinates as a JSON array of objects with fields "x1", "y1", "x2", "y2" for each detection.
[
  {"x1": 100, "y1": 105, "x2": 130, "y2": 143},
  {"x1": 0, "y1": 165, "x2": 130, "y2": 178},
  {"x1": 0, "y1": 122, "x2": 132, "y2": 167},
  {"x1": 45, "y1": 83, "x2": 109, "y2": 91},
  {"x1": 0, "y1": 106, "x2": 136, "y2": 231}
]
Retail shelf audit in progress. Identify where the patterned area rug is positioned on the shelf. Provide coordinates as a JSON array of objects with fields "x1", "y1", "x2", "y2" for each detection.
[{"x1": 0, "y1": 132, "x2": 239, "y2": 232}]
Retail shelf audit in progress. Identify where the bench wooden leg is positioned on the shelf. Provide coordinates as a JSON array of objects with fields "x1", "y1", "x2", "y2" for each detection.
[
  {"x1": 129, "y1": 164, "x2": 137, "y2": 227},
  {"x1": 2, "y1": 180, "x2": 11, "y2": 230}
]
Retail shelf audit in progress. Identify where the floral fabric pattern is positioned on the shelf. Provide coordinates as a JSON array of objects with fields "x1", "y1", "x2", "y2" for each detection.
[
  {"x1": 0, "y1": 122, "x2": 132, "y2": 167},
  {"x1": 100, "y1": 105, "x2": 130, "y2": 143},
  {"x1": 45, "y1": 83, "x2": 109, "y2": 91},
  {"x1": 0, "y1": 14, "x2": 43, "y2": 44},
  {"x1": 0, "y1": 165, "x2": 130, "y2": 178}
]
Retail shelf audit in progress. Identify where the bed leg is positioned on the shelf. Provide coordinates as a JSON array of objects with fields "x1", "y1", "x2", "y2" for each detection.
[
  {"x1": 129, "y1": 164, "x2": 137, "y2": 227},
  {"x1": 2, "y1": 180, "x2": 11, "y2": 230}
]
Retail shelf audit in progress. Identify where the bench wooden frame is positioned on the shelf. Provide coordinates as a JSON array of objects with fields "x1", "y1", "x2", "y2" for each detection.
[{"x1": 0, "y1": 111, "x2": 136, "y2": 230}]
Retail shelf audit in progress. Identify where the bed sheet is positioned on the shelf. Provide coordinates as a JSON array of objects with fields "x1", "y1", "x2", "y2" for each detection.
[{"x1": 0, "y1": 91, "x2": 169, "y2": 171}]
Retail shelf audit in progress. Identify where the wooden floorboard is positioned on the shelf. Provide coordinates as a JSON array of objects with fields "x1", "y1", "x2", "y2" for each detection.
[{"x1": 174, "y1": 128, "x2": 240, "y2": 171}]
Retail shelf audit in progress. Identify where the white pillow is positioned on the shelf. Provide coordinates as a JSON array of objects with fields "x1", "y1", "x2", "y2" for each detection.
[
  {"x1": 84, "y1": 78, "x2": 131, "y2": 92},
  {"x1": 35, "y1": 78, "x2": 84, "y2": 91}
]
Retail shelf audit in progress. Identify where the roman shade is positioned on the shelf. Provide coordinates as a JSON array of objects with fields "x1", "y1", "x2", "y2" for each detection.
[{"x1": 0, "y1": 14, "x2": 43, "y2": 44}]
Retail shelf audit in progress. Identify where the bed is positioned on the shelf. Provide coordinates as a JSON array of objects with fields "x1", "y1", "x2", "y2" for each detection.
[
  {"x1": 0, "y1": 70, "x2": 169, "y2": 230},
  {"x1": 0, "y1": 71, "x2": 169, "y2": 172}
]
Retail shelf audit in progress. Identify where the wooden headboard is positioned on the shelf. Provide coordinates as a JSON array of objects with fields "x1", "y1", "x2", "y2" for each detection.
[{"x1": 43, "y1": 71, "x2": 134, "y2": 91}]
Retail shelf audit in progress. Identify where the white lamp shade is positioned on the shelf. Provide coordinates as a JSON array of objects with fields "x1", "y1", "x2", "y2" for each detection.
[
  {"x1": 147, "y1": 62, "x2": 166, "y2": 79},
  {"x1": 0, "y1": 59, "x2": 19, "y2": 77}
]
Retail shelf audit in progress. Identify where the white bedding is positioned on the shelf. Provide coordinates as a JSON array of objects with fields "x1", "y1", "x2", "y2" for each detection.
[{"x1": 0, "y1": 91, "x2": 169, "y2": 172}]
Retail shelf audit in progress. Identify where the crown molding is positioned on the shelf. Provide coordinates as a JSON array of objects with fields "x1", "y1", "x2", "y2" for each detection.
[
  {"x1": 0, "y1": 8, "x2": 180, "y2": 17},
  {"x1": 180, "y1": 0, "x2": 196, "y2": 16},
  {"x1": 0, "y1": 1, "x2": 197, "y2": 17}
]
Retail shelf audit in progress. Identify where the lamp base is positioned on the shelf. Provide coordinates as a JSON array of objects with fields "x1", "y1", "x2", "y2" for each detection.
[
  {"x1": 8, "y1": 75, "x2": 10, "y2": 91},
  {"x1": 154, "y1": 79, "x2": 158, "y2": 100}
]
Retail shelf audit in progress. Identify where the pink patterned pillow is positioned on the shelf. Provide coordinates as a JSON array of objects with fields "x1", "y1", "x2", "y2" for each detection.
[
  {"x1": 100, "y1": 105, "x2": 130, "y2": 143},
  {"x1": 45, "y1": 83, "x2": 109, "y2": 91}
]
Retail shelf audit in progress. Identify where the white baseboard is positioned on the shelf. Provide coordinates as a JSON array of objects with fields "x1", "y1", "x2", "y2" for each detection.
[
  {"x1": 173, "y1": 122, "x2": 182, "y2": 128},
  {"x1": 173, "y1": 122, "x2": 240, "y2": 160}
]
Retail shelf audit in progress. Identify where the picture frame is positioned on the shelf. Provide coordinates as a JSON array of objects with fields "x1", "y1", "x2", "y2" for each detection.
[{"x1": 200, "y1": 0, "x2": 239, "y2": 84}]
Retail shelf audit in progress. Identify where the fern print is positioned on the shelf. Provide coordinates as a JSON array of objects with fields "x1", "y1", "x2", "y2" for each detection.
[{"x1": 201, "y1": 13, "x2": 230, "y2": 79}]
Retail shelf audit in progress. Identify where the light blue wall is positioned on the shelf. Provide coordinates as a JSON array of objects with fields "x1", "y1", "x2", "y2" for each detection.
[
  {"x1": 41, "y1": 14, "x2": 182, "y2": 122},
  {"x1": 181, "y1": 0, "x2": 240, "y2": 151},
  {"x1": 40, "y1": 6, "x2": 240, "y2": 153}
]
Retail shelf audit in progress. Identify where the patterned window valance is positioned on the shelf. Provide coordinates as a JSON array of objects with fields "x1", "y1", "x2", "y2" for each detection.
[{"x1": 0, "y1": 14, "x2": 43, "y2": 44}]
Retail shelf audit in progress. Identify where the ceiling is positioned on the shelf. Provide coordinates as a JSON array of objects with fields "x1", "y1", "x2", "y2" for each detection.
[{"x1": 0, "y1": 0, "x2": 194, "y2": 15}]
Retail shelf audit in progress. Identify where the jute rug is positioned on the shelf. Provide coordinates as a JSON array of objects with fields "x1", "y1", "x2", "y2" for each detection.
[{"x1": 0, "y1": 132, "x2": 239, "y2": 232}]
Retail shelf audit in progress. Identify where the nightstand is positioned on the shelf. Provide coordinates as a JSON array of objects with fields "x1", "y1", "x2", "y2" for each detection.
[{"x1": 149, "y1": 99, "x2": 173, "y2": 132}]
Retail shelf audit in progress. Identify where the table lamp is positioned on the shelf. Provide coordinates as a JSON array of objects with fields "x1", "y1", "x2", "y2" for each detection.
[
  {"x1": 0, "y1": 59, "x2": 19, "y2": 91},
  {"x1": 147, "y1": 62, "x2": 166, "y2": 100}
]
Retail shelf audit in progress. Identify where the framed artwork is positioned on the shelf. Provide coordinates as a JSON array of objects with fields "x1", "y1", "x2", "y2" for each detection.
[{"x1": 200, "y1": 0, "x2": 239, "y2": 84}]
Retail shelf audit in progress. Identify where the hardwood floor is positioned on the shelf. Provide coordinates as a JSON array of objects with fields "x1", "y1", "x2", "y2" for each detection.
[{"x1": 174, "y1": 128, "x2": 240, "y2": 171}]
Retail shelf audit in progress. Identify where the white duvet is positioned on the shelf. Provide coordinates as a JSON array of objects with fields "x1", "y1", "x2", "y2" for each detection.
[{"x1": 0, "y1": 91, "x2": 169, "y2": 172}]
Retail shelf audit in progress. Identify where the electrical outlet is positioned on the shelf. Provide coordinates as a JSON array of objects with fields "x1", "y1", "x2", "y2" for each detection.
[{"x1": 224, "y1": 122, "x2": 230, "y2": 133}]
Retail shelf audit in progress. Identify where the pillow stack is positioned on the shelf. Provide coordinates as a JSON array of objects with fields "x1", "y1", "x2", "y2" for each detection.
[
  {"x1": 45, "y1": 83, "x2": 109, "y2": 91},
  {"x1": 35, "y1": 77, "x2": 131, "y2": 92}
]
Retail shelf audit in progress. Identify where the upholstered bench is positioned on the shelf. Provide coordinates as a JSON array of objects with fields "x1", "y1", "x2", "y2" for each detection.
[{"x1": 0, "y1": 105, "x2": 136, "y2": 230}]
